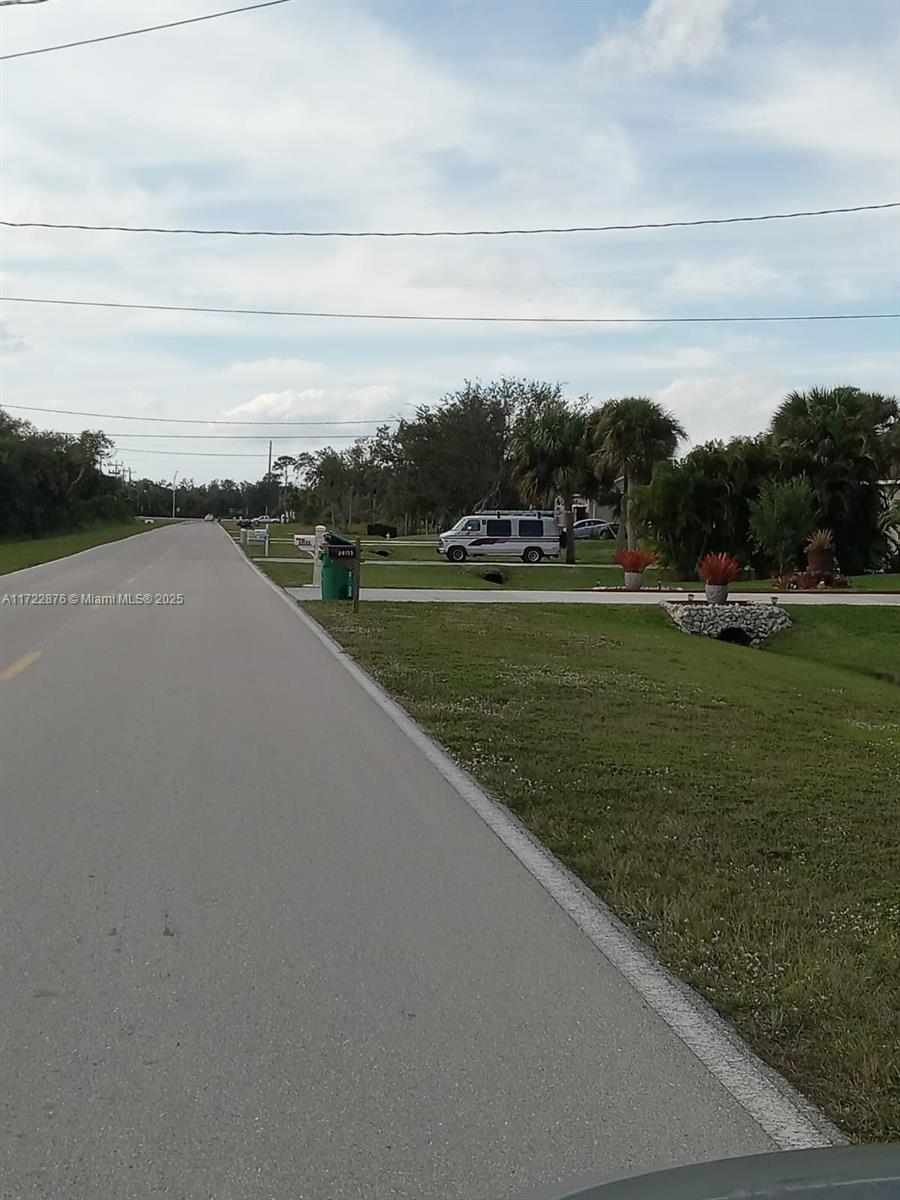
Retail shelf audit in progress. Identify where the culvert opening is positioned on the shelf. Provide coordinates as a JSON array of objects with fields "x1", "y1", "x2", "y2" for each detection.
[{"x1": 717, "y1": 627, "x2": 753, "y2": 646}]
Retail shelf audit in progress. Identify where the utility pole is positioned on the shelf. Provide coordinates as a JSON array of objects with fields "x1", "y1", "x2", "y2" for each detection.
[
  {"x1": 171, "y1": 470, "x2": 178, "y2": 519},
  {"x1": 267, "y1": 440, "x2": 273, "y2": 516}
]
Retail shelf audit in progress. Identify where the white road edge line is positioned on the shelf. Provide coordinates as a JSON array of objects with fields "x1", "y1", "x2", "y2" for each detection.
[{"x1": 227, "y1": 528, "x2": 844, "y2": 1152}]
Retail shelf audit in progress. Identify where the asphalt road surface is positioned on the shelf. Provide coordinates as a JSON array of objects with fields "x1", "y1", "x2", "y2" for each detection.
[{"x1": 1, "y1": 522, "x2": 776, "y2": 1200}]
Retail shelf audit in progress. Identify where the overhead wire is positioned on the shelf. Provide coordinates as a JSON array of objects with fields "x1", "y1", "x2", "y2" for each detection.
[
  {"x1": 1, "y1": 403, "x2": 396, "y2": 425},
  {"x1": 2, "y1": 294, "x2": 896, "y2": 324},
  {"x1": 3, "y1": 202, "x2": 897, "y2": 237},
  {"x1": 0, "y1": 0, "x2": 292, "y2": 60},
  {"x1": 107, "y1": 447, "x2": 298, "y2": 458},
  {"x1": 109, "y1": 432, "x2": 370, "y2": 440}
]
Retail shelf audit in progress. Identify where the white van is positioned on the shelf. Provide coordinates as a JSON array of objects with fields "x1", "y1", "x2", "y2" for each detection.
[{"x1": 437, "y1": 511, "x2": 561, "y2": 563}]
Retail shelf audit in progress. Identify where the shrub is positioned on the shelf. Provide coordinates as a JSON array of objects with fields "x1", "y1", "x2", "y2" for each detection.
[
  {"x1": 615, "y1": 548, "x2": 656, "y2": 573},
  {"x1": 806, "y1": 528, "x2": 834, "y2": 553},
  {"x1": 749, "y1": 477, "x2": 817, "y2": 575},
  {"x1": 698, "y1": 552, "x2": 741, "y2": 585},
  {"x1": 631, "y1": 436, "x2": 779, "y2": 577},
  {"x1": 770, "y1": 569, "x2": 851, "y2": 591}
]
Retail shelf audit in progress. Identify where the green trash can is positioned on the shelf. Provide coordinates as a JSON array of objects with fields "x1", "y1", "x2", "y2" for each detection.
[{"x1": 320, "y1": 533, "x2": 356, "y2": 600}]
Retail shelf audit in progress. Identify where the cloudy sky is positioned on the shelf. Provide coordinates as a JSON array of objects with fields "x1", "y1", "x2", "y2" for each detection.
[{"x1": 1, "y1": 0, "x2": 898, "y2": 483}]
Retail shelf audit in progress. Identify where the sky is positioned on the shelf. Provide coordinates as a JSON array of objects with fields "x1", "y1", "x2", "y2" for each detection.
[{"x1": 1, "y1": 0, "x2": 898, "y2": 484}]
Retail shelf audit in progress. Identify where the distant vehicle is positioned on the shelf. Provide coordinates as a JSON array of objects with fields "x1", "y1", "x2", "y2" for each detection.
[
  {"x1": 438, "y1": 511, "x2": 560, "y2": 563},
  {"x1": 573, "y1": 518, "x2": 617, "y2": 540},
  {"x1": 235, "y1": 518, "x2": 252, "y2": 528},
  {"x1": 252, "y1": 515, "x2": 279, "y2": 524},
  {"x1": 204, "y1": 513, "x2": 215, "y2": 522}
]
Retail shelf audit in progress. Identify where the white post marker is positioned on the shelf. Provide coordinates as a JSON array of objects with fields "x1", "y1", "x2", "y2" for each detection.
[
  {"x1": 314, "y1": 525, "x2": 326, "y2": 590},
  {"x1": 293, "y1": 526, "x2": 327, "y2": 589}
]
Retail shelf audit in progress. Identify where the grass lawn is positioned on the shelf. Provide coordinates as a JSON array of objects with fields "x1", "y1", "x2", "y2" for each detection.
[
  {"x1": 254, "y1": 553, "x2": 899, "y2": 596},
  {"x1": 302, "y1": 601, "x2": 900, "y2": 1141},
  {"x1": 766, "y1": 606, "x2": 900, "y2": 683},
  {"x1": 352, "y1": 539, "x2": 619, "y2": 564},
  {"x1": 256, "y1": 558, "x2": 621, "y2": 590},
  {"x1": 0, "y1": 520, "x2": 180, "y2": 576}
]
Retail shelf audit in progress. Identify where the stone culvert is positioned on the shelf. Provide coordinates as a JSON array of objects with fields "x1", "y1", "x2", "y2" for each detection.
[{"x1": 663, "y1": 601, "x2": 793, "y2": 646}]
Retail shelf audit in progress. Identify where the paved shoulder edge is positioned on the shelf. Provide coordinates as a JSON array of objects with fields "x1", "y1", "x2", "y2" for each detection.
[{"x1": 227, "y1": 528, "x2": 844, "y2": 1153}]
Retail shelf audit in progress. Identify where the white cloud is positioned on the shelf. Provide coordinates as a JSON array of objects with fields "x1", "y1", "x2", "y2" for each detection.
[
  {"x1": 1, "y1": 0, "x2": 897, "y2": 484},
  {"x1": 658, "y1": 373, "x2": 785, "y2": 443},
  {"x1": 223, "y1": 358, "x2": 327, "y2": 385},
  {"x1": 586, "y1": 0, "x2": 732, "y2": 75},
  {"x1": 0, "y1": 321, "x2": 28, "y2": 354},
  {"x1": 725, "y1": 47, "x2": 900, "y2": 166},
  {"x1": 663, "y1": 256, "x2": 784, "y2": 296},
  {"x1": 224, "y1": 386, "x2": 404, "y2": 422}
]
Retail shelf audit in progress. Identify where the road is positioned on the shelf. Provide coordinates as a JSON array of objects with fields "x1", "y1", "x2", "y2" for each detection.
[{"x1": 1, "y1": 522, "x2": 783, "y2": 1199}]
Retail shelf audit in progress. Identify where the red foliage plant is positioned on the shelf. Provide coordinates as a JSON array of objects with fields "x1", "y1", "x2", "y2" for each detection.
[
  {"x1": 698, "y1": 552, "x2": 741, "y2": 586},
  {"x1": 615, "y1": 549, "x2": 656, "y2": 573}
]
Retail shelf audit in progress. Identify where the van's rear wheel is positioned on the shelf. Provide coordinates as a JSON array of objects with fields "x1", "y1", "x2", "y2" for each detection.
[
  {"x1": 522, "y1": 547, "x2": 543, "y2": 563},
  {"x1": 447, "y1": 545, "x2": 467, "y2": 563}
]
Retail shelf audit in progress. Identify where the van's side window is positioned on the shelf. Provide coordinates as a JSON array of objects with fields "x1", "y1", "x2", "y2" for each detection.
[
  {"x1": 462, "y1": 519, "x2": 482, "y2": 532},
  {"x1": 518, "y1": 519, "x2": 544, "y2": 537},
  {"x1": 486, "y1": 519, "x2": 512, "y2": 536}
]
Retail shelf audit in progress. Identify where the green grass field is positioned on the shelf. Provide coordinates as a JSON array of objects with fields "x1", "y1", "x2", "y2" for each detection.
[
  {"x1": 253, "y1": 552, "x2": 900, "y2": 596},
  {"x1": 302, "y1": 601, "x2": 900, "y2": 1142},
  {"x1": 256, "y1": 558, "x2": 623, "y2": 590},
  {"x1": 0, "y1": 520, "x2": 180, "y2": 577},
  {"x1": 356, "y1": 539, "x2": 619, "y2": 564}
]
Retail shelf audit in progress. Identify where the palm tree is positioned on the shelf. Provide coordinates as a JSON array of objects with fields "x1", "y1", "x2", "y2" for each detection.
[
  {"x1": 770, "y1": 386, "x2": 899, "y2": 572},
  {"x1": 512, "y1": 398, "x2": 596, "y2": 564},
  {"x1": 592, "y1": 397, "x2": 686, "y2": 550},
  {"x1": 772, "y1": 386, "x2": 897, "y2": 465}
]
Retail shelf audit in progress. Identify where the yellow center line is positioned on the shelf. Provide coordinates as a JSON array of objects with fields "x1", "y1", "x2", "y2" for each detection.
[{"x1": 0, "y1": 650, "x2": 43, "y2": 682}]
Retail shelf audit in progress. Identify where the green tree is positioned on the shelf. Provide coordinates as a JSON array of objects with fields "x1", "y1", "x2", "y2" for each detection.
[
  {"x1": 748, "y1": 477, "x2": 817, "y2": 575},
  {"x1": 0, "y1": 409, "x2": 127, "y2": 536},
  {"x1": 512, "y1": 397, "x2": 597, "y2": 564},
  {"x1": 631, "y1": 436, "x2": 779, "y2": 578},
  {"x1": 389, "y1": 379, "x2": 547, "y2": 529},
  {"x1": 770, "y1": 386, "x2": 898, "y2": 572},
  {"x1": 592, "y1": 397, "x2": 686, "y2": 550}
]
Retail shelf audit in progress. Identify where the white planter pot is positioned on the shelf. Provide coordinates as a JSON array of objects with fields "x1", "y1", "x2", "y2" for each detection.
[
  {"x1": 705, "y1": 583, "x2": 729, "y2": 604},
  {"x1": 624, "y1": 571, "x2": 645, "y2": 591}
]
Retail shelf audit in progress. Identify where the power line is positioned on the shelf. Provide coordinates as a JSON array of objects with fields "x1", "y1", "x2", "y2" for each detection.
[
  {"x1": 2, "y1": 293, "x2": 897, "y2": 325},
  {"x1": 3, "y1": 202, "x2": 897, "y2": 238},
  {"x1": 2, "y1": 403, "x2": 396, "y2": 425},
  {"x1": 0, "y1": 0, "x2": 292, "y2": 61},
  {"x1": 111, "y1": 447, "x2": 290, "y2": 458},
  {"x1": 110, "y1": 432, "x2": 365, "y2": 440}
]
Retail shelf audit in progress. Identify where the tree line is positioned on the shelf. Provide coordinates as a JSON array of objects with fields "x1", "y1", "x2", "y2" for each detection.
[
  {"x1": 0, "y1": 410, "x2": 129, "y2": 537},
  {"x1": 264, "y1": 379, "x2": 899, "y2": 574},
  {"x1": 3, "y1": 382, "x2": 897, "y2": 576}
]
